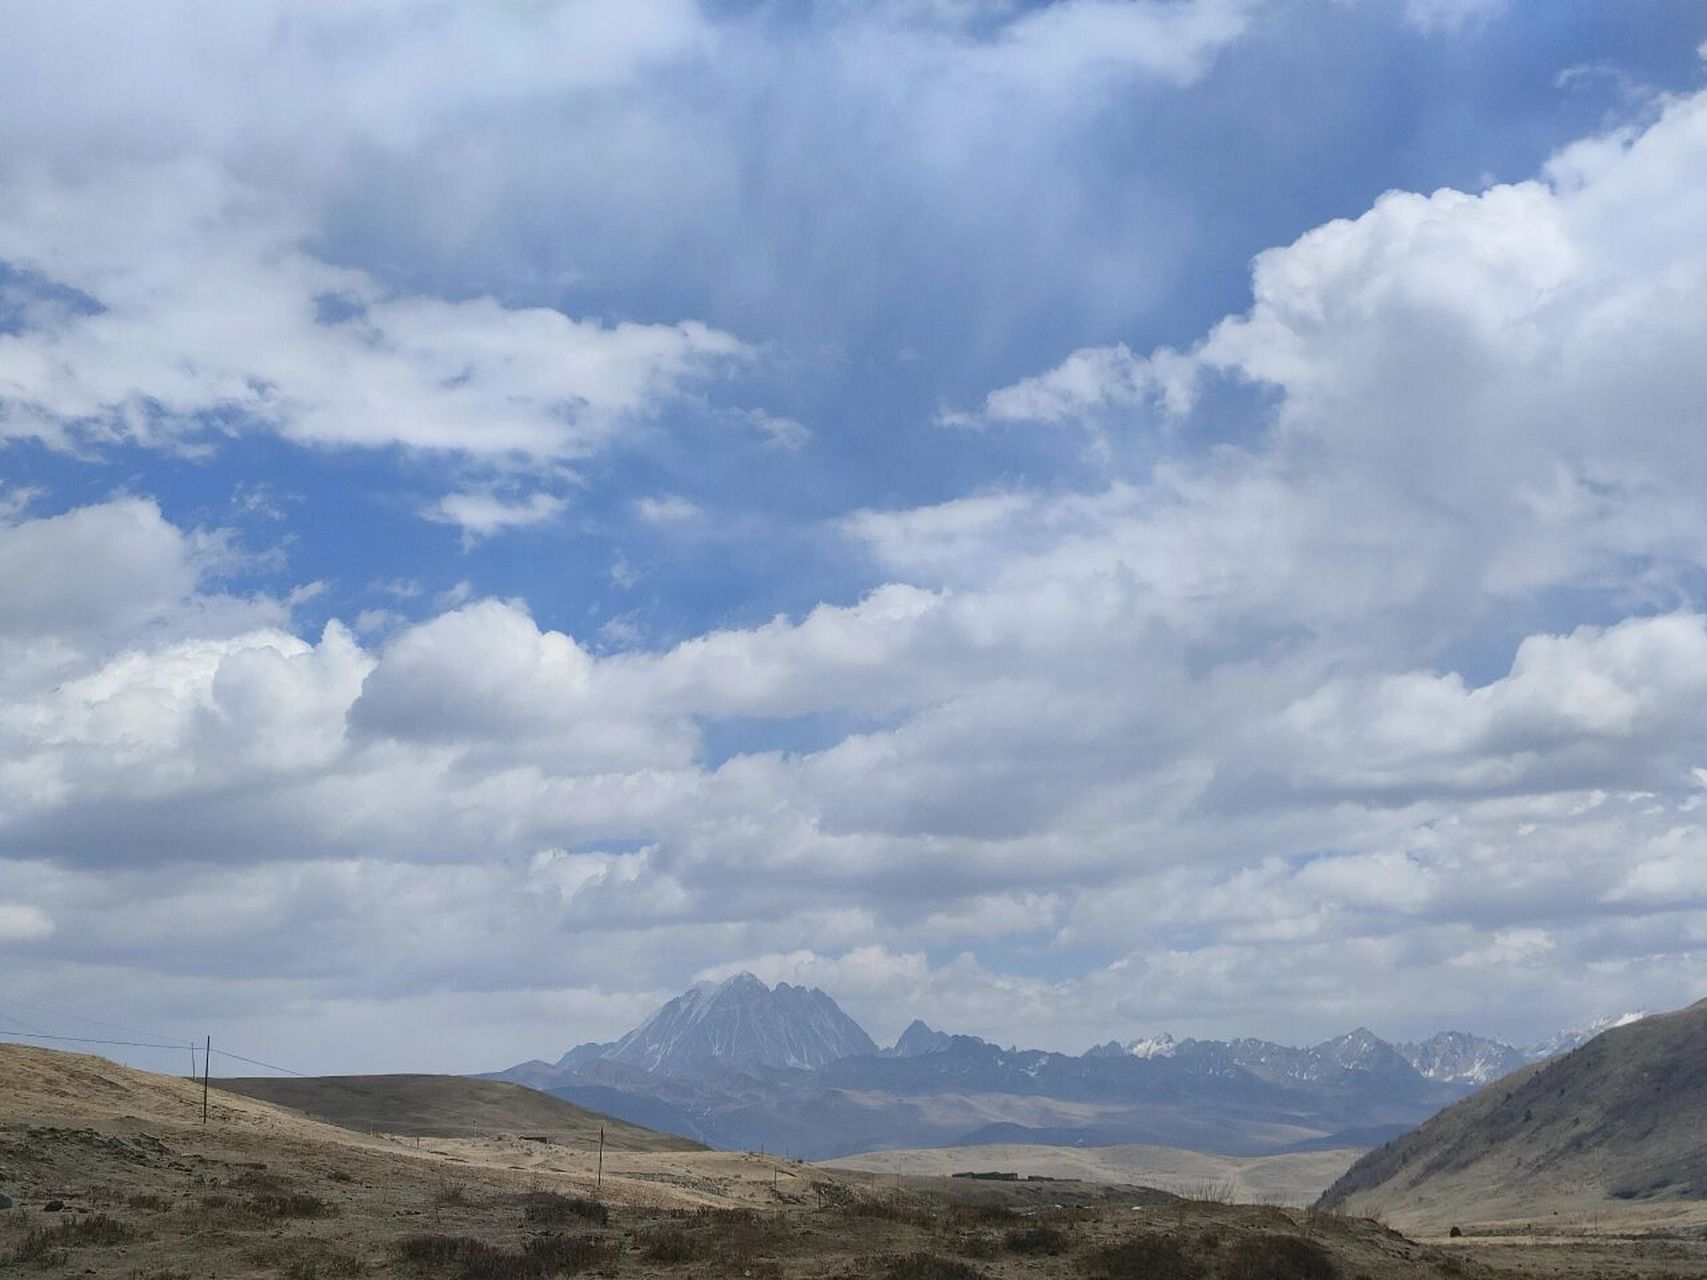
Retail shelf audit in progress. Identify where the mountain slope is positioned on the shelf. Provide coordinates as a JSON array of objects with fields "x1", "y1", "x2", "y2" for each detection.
[
  {"x1": 212, "y1": 1072, "x2": 702, "y2": 1151},
  {"x1": 1317, "y1": 999, "x2": 1707, "y2": 1232}
]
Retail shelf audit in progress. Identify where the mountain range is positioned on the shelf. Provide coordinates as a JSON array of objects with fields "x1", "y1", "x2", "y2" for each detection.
[{"x1": 492, "y1": 973, "x2": 1642, "y2": 1160}]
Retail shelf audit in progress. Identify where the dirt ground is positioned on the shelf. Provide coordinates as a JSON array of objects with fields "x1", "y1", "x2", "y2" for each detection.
[{"x1": 5, "y1": 1043, "x2": 1706, "y2": 1280}]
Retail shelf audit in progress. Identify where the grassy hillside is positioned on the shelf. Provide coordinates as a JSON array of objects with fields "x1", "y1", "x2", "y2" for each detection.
[
  {"x1": 213, "y1": 1072, "x2": 703, "y2": 1151},
  {"x1": 7, "y1": 1041, "x2": 1706, "y2": 1278},
  {"x1": 1318, "y1": 999, "x2": 1707, "y2": 1233}
]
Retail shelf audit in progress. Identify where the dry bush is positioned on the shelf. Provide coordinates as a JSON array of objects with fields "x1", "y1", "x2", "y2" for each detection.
[
  {"x1": 248, "y1": 1190, "x2": 334, "y2": 1219},
  {"x1": 232, "y1": 1167, "x2": 288, "y2": 1192},
  {"x1": 639, "y1": 1226, "x2": 697, "y2": 1263},
  {"x1": 845, "y1": 1196, "x2": 934, "y2": 1227},
  {"x1": 944, "y1": 1230, "x2": 999, "y2": 1259},
  {"x1": 1081, "y1": 1233, "x2": 1207, "y2": 1280},
  {"x1": 201, "y1": 1189, "x2": 333, "y2": 1224},
  {"x1": 127, "y1": 1192, "x2": 172, "y2": 1212},
  {"x1": 881, "y1": 1252, "x2": 991, "y2": 1280},
  {"x1": 949, "y1": 1204, "x2": 1020, "y2": 1226},
  {"x1": 1222, "y1": 1234, "x2": 1339, "y2": 1280},
  {"x1": 8, "y1": 1212, "x2": 142, "y2": 1268},
  {"x1": 246, "y1": 1238, "x2": 369, "y2": 1280},
  {"x1": 518, "y1": 1190, "x2": 608, "y2": 1226},
  {"x1": 638, "y1": 1207, "x2": 784, "y2": 1266},
  {"x1": 396, "y1": 1231, "x2": 616, "y2": 1279},
  {"x1": 432, "y1": 1182, "x2": 471, "y2": 1209},
  {"x1": 7, "y1": 1227, "x2": 69, "y2": 1269},
  {"x1": 1178, "y1": 1177, "x2": 1239, "y2": 1204},
  {"x1": 1004, "y1": 1222, "x2": 1070, "y2": 1254}
]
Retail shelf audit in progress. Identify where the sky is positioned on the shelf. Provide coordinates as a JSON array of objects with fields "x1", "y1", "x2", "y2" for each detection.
[{"x1": 3, "y1": 0, "x2": 1707, "y2": 1075}]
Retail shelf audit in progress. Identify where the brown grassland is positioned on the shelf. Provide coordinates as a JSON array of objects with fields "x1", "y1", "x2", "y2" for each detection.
[{"x1": 3, "y1": 1042, "x2": 1704, "y2": 1280}]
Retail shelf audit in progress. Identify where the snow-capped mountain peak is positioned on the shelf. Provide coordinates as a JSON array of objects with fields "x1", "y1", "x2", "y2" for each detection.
[
  {"x1": 1526, "y1": 1011, "x2": 1650, "y2": 1060},
  {"x1": 1396, "y1": 1030, "x2": 1527, "y2": 1085},
  {"x1": 1125, "y1": 1032, "x2": 1178, "y2": 1059}
]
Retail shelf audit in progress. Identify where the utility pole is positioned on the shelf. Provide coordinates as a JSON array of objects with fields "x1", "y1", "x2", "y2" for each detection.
[
  {"x1": 202, "y1": 1035, "x2": 210, "y2": 1125},
  {"x1": 595, "y1": 1126, "x2": 604, "y2": 1197}
]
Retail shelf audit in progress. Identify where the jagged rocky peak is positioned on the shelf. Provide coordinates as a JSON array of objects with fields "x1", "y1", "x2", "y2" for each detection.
[
  {"x1": 890, "y1": 1019, "x2": 953, "y2": 1058},
  {"x1": 1315, "y1": 1027, "x2": 1393, "y2": 1066},
  {"x1": 597, "y1": 971, "x2": 878, "y2": 1077},
  {"x1": 1125, "y1": 1032, "x2": 1179, "y2": 1059},
  {"x1": 1396, "y1": 1030, "x2": 1526, "y2": 1085}
]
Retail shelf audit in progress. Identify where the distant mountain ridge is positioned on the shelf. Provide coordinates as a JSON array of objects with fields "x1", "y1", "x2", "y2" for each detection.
[{"x1": 490, "y1": 973, "x2": 1649, "y2": 1161}]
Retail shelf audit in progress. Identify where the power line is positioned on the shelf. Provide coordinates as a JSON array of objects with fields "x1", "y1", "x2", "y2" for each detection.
[
  {"x1": 0, "y1": 996, "x2": 184, "y2": 1047},
  {"x1": 208, "y1": 1046, "x2": 310, "y2": 1077},
  {"x1": 0, "y1": 1007, "x2": 52, "y2": 1037},
  {"x1": 0, "y1": 1030, "x2": 194, "y2": 1050}
]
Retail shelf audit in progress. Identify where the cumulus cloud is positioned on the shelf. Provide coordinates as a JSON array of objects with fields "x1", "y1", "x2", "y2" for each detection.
[
  {"x1": 8, "y1": 75, "x2": 1707, "y2": 1066},
  {"x1": 0, "y1": 498, "x2": 200, "y2": 639}
]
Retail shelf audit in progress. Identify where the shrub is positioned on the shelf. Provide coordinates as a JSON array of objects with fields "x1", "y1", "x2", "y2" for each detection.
[
  {"x1": 232, "y1": 1168, "x2": 288, "y2": 1193},
  {"x1": 396, "y1": 1232, "x2": 615, "y2": 1279},
  {"x1": 51, "y1": 1212, "x2": 141, "y2": 1246},
  {"x1": 518, "y1": 1191, "x2": 608, "y2": 1225},
  {"x1": 7, "y1": 1213, "x2": 142, "y2": 1268},
  {"x1": 250, "y1": 1240, "x2": 368, "y2": 1279},
  {"x1": 640, "y1": 1226, "x2": 697, "y2": 1263},
  {"x1": 1081, "y1": 1234, "x2": 1206, "y2": 1280},
  {"x1": 945, "y1": 1231, "x2": 998, "y2": 1259},
  {"x1": 247, "y1": 1191, "x2": 334, "y2": 1219},
  {"x1": 8, "y1": 1227, "x2": 69, "y2": 1269},
  {"x1": 638, "y1": 1209, "x2": 784, "y2": 1265},
  {"x1": 881, "y1": 1253, "x2": 991, "y2": 1280},
  {"x1": 1222, "y1": 1235, "x2": 1339, "y2": 1280},
  {"x1": 1004, "y1": 1223, "x2": 1069, "y2": 1255}
]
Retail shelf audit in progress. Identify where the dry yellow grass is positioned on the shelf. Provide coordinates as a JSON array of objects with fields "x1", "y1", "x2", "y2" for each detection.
[{"x1": 7, "y1": 1041, "x2": 1707, "y2": 1279}]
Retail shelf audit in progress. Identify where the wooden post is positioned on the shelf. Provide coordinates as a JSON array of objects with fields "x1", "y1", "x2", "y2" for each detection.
[
  {"x1": 201, "y1": 1035, "x2": 210, "y2": 1125},
  {"x1": 596, "y1": 1126, "x2": 604, "y2": 1197}
]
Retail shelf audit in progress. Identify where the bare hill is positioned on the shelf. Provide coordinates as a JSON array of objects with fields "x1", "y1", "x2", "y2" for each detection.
[
  {"x1": 212, "y1": 1072, "x2": 700, "y2": 1151},
  {"x1": 1318, "y1": 999, "x2": 1707, "y2": 1233},
  {"x1": 6, "y1": 1041, "x2": 1700, "y2": 1278}
]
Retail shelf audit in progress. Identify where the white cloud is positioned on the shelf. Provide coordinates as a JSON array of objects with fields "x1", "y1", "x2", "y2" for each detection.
[
  {"x1": 8, "y1": 84, "x2": 1707, "y2": 1062},
  {"x1": 634, "y1": 495, "x2": 700, "y2": 523},
  {"x1": 0, "y1": 498, "x2": 203, "y2": 639},
  {"x1": 961, "y1": 0, "x2": 1258, "y2": 90},
  {"x1": 0, "y1": 903, "x2": 53, "y2": 942},
  {"x1": 424, "y1": 490, "x2": 568, "y2": 544},
  {"x1": 1403, "y1": 0, "x2": 1506, "y2": 35},
  {"x1": 0, "y1": 162, "x2": 746, "y2": 464}
]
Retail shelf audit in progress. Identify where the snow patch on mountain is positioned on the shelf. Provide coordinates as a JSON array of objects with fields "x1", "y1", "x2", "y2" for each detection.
[
  {"x1": 1526, "y1": 1011, "x2": 1650, "y2": 1060},
  {"x1": 1396, "y1": 1031, "x2": 1527, "y2": 1085},
  {"x1": 1125, "y1": 1033, "x2": 1179, "y2": 1059}
]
